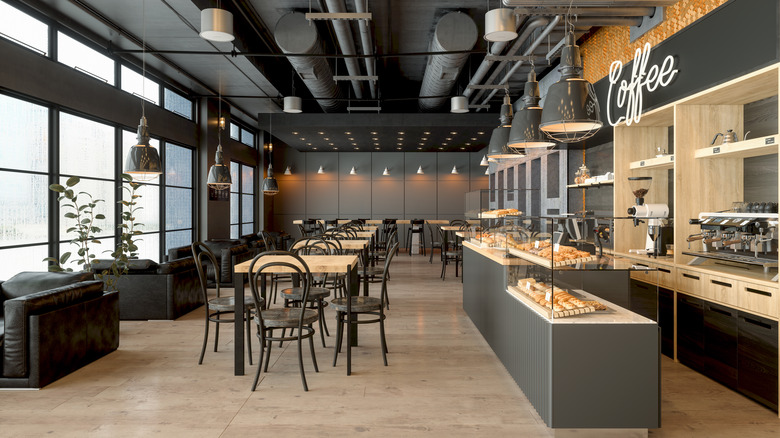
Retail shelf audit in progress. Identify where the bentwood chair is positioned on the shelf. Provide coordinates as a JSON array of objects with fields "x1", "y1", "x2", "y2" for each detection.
[
  {"x1": 332, "y1": 241, "x2": 399, "y2": 375},
  {"x1": 286, "y1": 238, "x2": 334, "y2": 347},
  {"x1": 191, "y1": 241, "x2": 258, "y2": 365},
  {"x1": 438, "y1": 227, "x2": 463, "y2": 280},
  {"x1": 248, "y1": 251, "x2": 319, "y2": 391},
  {"x1": 261, "y1": 231, "x2": 291, "y2": 304},
  {"x1": 428, "y1": 222, "x2": 442, "y2": 264}
]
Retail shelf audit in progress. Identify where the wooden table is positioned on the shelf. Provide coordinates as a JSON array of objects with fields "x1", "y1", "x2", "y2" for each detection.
[
  {"x1": 291, "y1": 239, "x2": 371, "y2": 295},
  {"x1": 294, "y1": 219, "x2": 479, "y2": 226},
  {"x1": 232, "y1": 254, "x2": 360, "y2": 375}
]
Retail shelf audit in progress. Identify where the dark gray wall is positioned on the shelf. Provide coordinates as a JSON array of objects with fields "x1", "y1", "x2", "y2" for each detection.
[{"x1": 268, "y1": 144, "x2": 488, "y2": 237}]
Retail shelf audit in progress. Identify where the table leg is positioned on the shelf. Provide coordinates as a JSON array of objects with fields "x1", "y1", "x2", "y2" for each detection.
[
  {"x1": 362, "y1": 245, "x2": 369, "y2": 296},
  {"x1": 233, "y1": 271, "x2": 245, "y2": 376},
  {"x1": 348, "y1": 264, "x2": 359, "y2": 347}
]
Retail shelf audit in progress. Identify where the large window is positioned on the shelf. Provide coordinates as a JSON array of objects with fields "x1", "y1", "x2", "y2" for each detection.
[
  {"x1": 57, "y1": 31, "x2": 115, "y2": 85},
  {"x1": 122, "y1": 130, "x2": 161, "y2": 261},
  {"x1": 165, "y1": 142, "x2": 194, "y2": 255},
  {"x1": 230, "y1": 162, "x2": 254, "y2": 238},
  {"x1": 121, "y1": 66, "x2": 160, "y2": 105},
  {"x1": 0, "y1": 1, "x2": 48, "y2": 56},
  {"x1": 0, "y1": 94, "x2": 49, "y2": 278},
  {"x1": 163, "y1": 88, "x2": 193, "y2": 120},
  {"x1": 229, "y1": 121, "x2": 256, "y2": 148}
]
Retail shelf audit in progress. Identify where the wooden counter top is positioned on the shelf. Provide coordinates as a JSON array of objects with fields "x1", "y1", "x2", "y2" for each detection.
[{"x1": 463, "y1": 241, "x2": 526, "y2": 266}]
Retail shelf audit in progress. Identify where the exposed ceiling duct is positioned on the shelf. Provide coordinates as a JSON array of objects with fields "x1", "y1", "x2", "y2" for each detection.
[
  {"x1": 353, "y1": 0, "x2": 377, "y2": 99},
  {"x1": 274, "y1": 12, "x2": 343, "y2": 112},
  {"x1": 418, "y1": 11, "x2": 478, "y2": 111},
  {"x1": 502, "y1": 0, "x2": 678, "y2": 6},
  {"x1": 324, "y1": 0, "x2": 364, "y2": 100}
]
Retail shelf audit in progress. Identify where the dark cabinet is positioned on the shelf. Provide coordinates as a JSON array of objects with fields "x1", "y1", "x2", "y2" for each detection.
[
  {"x1": 677, "y1": 294, "x2": 706, "y2": 373},
  {"x1": 630, "y1": 279, "x2": 658, "y2": 322},
  {"x1": 658, "y1": 287, "x2": 674, "y2": 358},
  {"x1": 704, "y1": 302, "x2": 738, "y2": 389},
  {"x1": 738, "y1": 312, "x2": 778, "y2": 411}
]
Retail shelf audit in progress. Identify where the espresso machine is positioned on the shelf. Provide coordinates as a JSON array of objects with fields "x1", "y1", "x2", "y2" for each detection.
[{"x1": 627, "y1": 176, "x2": 674, "y2": 257}]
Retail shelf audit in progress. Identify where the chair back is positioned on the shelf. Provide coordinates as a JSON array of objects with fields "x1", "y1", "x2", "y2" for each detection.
[
  {"x1": 411, "y1": 219, "x2": 425, "y2": 230},
  {"x1": 379, "y1": 242, "x2": 400, "y2": 308},
  {"x1": 449, "y1": 219, "x2": 467, "y2": 227},
  {"x1": 291, "y1": 237, "x2": 331, "y2": 255},
  {"x1": 248, "y1": 251, "x2": 311, "y2": 328},
  {"x1": 427, "y1": 222, "x2": 440, "y2": 244},
  {"x1": 260, "y1": 231, "x2": 277, "y2": 251},
  {"x1": 191, "y1": 241, "x2": 219, "y2": 300}
]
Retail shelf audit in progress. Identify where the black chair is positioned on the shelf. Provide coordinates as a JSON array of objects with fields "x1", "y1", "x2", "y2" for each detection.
[
  {"x1": 378, "y1": 219, "x2": 397, "y2": 250},
  {"x1": 191, "y1": 241, "x2": 258, "y2": 365},
  {"x1": 405, "y1": 219, "x2": 426, "y2": 256},
  {"x1": 286, "y1": 238, "x2": 334, "y2": 347},
  {"x1": 427, "y1": 222, "x2": 442, "y2": 264},
  {"x1": 260, "y1": 231, "x2": 290, "y2": 304},
  {"x1": 332, "y1": 241, "x2": 399, "y2": 375},
  {"x1": 438, "y1": 227, "x2": 463, "y2": 280},
  {"x1": 248, "y1": 251, "x2": 319, "y2": 391},
  {"x1": 324, "y1": 219, "x2": 339, "y2": 231}
]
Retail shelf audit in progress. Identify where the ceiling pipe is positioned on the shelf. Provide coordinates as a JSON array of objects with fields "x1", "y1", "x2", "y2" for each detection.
[
  {"x1": 503, "y1": 0, "x2": 678, "y2": 6},
  {"x1": 468, "y1": 16, "x2": 549, "y2": 105},
  {"x1": 462, "y1": 17, "x2": 526, "y2": 99},
  {"x1": 274, "y1": 12, "x2": 343, "y2": 112},
  {"x1": 419, "y1": 11, "x2": 478, "y2": 111},
  {"x1": 324, "y1": 0, "x2": 364, "y2": 99},
  {"x1": 353, "y1": 0, "x2": 377, "y2": 99},
  {"x1": 513, "y1": 7, "x2": 656, "y2": 16},
  {"x1": 477, "y1": 15, "x2": 561, "y2": 107}
]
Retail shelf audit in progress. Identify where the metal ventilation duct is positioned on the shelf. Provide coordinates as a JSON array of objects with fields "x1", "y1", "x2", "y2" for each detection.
[
  {"x1": 274, "y1": 12, "x2": 343, "y2": 112},
  {"x1": 324, "y1": 0, "x2": 364, "y2": 99},
  {"x1": 418, "y1": 12, "x2": 478, "y2": 111}
]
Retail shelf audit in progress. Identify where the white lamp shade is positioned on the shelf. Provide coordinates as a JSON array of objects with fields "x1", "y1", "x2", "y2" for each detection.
[
  {"x1": 200, "y1": 8, "x2": 235, "y2": 42},
  {"x1": 484, "y1": 8, "x2": 517, "y2": 42},
  {"x1": 480, "y1": 155, "x2": 489, "y2": 166},
  {"x1": 317, "y1": 165, "x2": 324, "y2": 174},
  {"x1": 451, "y1": 165, "x2": 459, "y2": 175},
  {"x1": 485, "y1": 167, "x2": 490, "y2": 175},
  {"x1": 350, "y1": 166, "x2": 357, "y2": 175},
  {"x1": 382, "y1": 167, "x2": 390, "y2": 176},
  {"x1": 283, "y1": 96, "x2": 302, "y2": 113},
  {"x1": 417, "y1": 165, "x2": 424, "y2": 175},
  {"x1": 283, "y1": 166, "x2": 292, "y2": 175},
  {"x1": 450, "y1": 96, "x2": 468, "y2": 113}
]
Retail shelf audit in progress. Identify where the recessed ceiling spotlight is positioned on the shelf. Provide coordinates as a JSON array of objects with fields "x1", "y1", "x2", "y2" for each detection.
[
  {"x1": 424, "y1": 131, "x2": 431, "y2": 135},
  {"x1": 398, "y1": 137, "x2": 404, "y2": 141},
  {"x1": 324, "y1": 137, "x2": 330, "y2": 140},
  {"x1": 419, "y1": 142, "x2": 425, "y2": 146},
  {"x1": 398, "y1": 131, "x2": 405, "y2": 135},
  {"x1": 460, "y1": 147, "x2": 466, "y2": 150},
  {"x1": 318, "y1": 131, "x2": 325, "y2": 135},
  {"x1": 375, "y1": 147, "x2": 380, "y2": 150},
  {"x1": 313, "y1": 147, "x2": 318, "y2": 150},
  {"x1": 345, "y1": 131, "x2": 351, "y2": 134},
  {"x1": 292, "y1": 131, "x2": 298, "y2": 135},
  {"x1": 471, "y1": 137, "x2": 477, "y2": 141},
  {"x1": 354, "y1": 147, "x2": 359, "y2": 150},
  {"x1": 465, "y1": 142, "x2": 472, "y2": 146},
  {"x1": 442, "y1": 142, "x2": 448, "y2": 145},
  {"x1": 417, "y1": 147, "x2": 422, "y2": 150},
  {"x1": 348, "y1": 137, "x2": 354, "y2": 141},
  {"x1": 477, "y1": 131, "x2": 485, "y2": 135},
  {"x1": 446, "y1": 137, "x2": 452, "y2": 141},
  {"x1": 438, "y1": 147, "x2": 443, "y2": 150},
  {"x1": 372, "y1": 137, "x2": 378, "y2": 141},
  {"x1": 352, "y1": 142, "x2": 357, "y2": 146},
  {"x1": 329, "y1": 142, "x2": 334, "y2": 145},
  {"x1": 397, "y1": 142, "x2": 403, "y2": 146},
  {"x1": 421, "y1": 138, "x2": 428, "y2": 141},
  {"x1": 333, "y1": 147, "x2": 338, "y2": 150},
  {"x1": 300, "y1": 137, "x2": 305, "y2": 140},
  {"x1": 371, "y1": 131, "x2": 378, "y2": 135},
  {"x1": 397, "y1": 147, "x2": 402, "y2": 150},
  {"x1": 451, "y1": 131, "x2": 458, "y2": 134}
]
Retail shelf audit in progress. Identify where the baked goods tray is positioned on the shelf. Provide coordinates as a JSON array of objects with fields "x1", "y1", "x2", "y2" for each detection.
[
  {"x1": 506, "y1": 247, "x2": 598, "y2": 268},
  {"x1": 507, "y1": 286, "x2": 597, "y2": 319}
]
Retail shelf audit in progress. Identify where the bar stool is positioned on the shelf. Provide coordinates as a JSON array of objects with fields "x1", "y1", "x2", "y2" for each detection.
[{"x1": 405, "y1": 219, "x2": 426, "y2": 256}]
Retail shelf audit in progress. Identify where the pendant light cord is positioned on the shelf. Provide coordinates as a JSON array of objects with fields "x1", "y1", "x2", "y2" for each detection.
[{"x1": 141, "y1": 0, "x2": 146, "y2": 120}]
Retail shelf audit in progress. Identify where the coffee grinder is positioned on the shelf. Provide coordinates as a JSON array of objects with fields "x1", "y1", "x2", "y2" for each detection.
[{"x1": 627, "y1": 176, "x2": 673, "y2": 257}]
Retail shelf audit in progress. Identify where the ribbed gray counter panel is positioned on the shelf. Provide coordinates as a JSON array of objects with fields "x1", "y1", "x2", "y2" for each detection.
[{"x1": 463, "y1": 246, "x2": 659, "y2": 429}]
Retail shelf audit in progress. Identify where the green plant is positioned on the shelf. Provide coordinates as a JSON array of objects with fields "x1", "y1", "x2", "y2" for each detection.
[
  {"x1": 45, "y1": 174, "x2": 145, "y2": 292},
  {"x1": 44, "y1": 176, "x2": 106, "y2": 271}
]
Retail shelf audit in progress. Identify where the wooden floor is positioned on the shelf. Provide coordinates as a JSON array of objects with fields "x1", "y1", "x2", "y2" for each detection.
[{"x1": 1, "y1": 255, "x2": 779, "y2": 437}]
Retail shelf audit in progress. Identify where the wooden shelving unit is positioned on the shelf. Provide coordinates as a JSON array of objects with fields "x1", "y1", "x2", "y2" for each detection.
[
  {"x1": 629, "y1": 154, "x2": 675, "y2": 170},
  {"x1": 566, "y1": 179, "x2": 614, "y2": 189},
  {"x1": 695, "y1": 134, "x2": 778, "y2": 159}
]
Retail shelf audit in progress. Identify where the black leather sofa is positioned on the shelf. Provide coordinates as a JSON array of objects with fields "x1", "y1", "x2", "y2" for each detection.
[
  {"x1": 167, "y1": 239, "x2": 252, "y2": 287},
  {"x1": 0, "y1": 271, "x2": 119, "y2": 388},
  {"x1": 92, "y1": 258, "x2": 202, "y2": 320}
]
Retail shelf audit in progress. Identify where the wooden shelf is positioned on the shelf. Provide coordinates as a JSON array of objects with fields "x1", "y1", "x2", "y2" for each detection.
[
  {"x1": 629, "y1": 154, "x2": 675, "y2": 170},
  {"x1": 567, "y1": 180, "x2": 614, "y2": 189},
  {"x1": 695, "y1": 134, "x2": 778, "y2": 160},
  {"x1": 506, "y1": 247, "x2": 599, "y2": 269}
]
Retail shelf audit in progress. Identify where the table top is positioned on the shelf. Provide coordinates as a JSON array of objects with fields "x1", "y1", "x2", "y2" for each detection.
[
  {"x1": 441, "y1": 225, "x2": 468, "y2": 231},
  {"x1": 234, "y1": 254, "x2": 358, "y2": 274},
  {"x1": 354, "y1": 231, "x2": 375, "y2": 238},
  {"x1": 294, "y1": 219, "x2": 479, "y2": 226},
  {"x1": 291, "y1": 239, "x2": 369, "y2": 250}
]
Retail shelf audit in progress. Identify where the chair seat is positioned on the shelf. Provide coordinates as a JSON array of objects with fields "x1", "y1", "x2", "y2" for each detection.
[
  {"x1": 208, "y1": 295, "x2": 257, "y2": 312},
  {"x1": 280, "y1": 286, "x2": 331, "y2": 301},
  {"x1": 258, "y1": 308, "x2": 319, "y2": 328},
  {"x1": 443, "y1": 250, "x2": 462, "y2": 257},
  {"x1": 359, "y1": 266, "x2": 386, "y2": 277},
  {"x1": 330, "y1": 296, "x2": 382, "y2": 313}
]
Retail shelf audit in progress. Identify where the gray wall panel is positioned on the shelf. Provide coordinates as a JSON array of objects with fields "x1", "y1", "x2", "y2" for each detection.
[
  {"x1": 404, "y1": 181, "x2": 437, "y2": 215},
  {"x1": 438, "y1": 180, "x2": 470, "y2": 214},
  {"x1": 306, "y1": 181, "x2": 339, "y2": 215},
  {"x1": 339, "y1": 180, "x2": 372, "y2": 216},
  {"x1": 372, "y1": 180, "x2": 404, "y2": 216},
  {"x1": 273, "y1": 179, "x2": 306, "y2": 214}
]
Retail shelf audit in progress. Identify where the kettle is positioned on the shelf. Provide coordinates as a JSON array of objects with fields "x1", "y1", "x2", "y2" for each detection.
[{"x1": 711, "y1": 129, "x2": 750, "y2": 145}]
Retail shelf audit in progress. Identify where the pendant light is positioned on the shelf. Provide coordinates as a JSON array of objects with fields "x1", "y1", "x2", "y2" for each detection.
[
  {"x1": 484, "y1": 167, "x2": 490, "y2": 175},
  {"x1": 484, "y1": 8, "x2": 517, "y2": 42},
  {"x1": 262, "y1": 115, "x2": 279, "y2": 195},
  {"x1": 200, "y1": 5, "x2": 234, "y2": 43},
  {"x1": 486, "y1": 91, "x2": 521, "y2": 160},
  {"x1": 206, "y1": 89, "x2": 231, "y2": 189},
  {"x1": 283, "y1": 71, "x2": 302, "y2": 113},
  {"x1": 508, "y1": 69, "x2": 556, "y2": 149},
  {"x1": 480, "y1": 155, "x2": 489, "y2": 166},
  {"x1": 124, "y1": 0, "x2": 162, "y2": 181},
  {"x1": 450, "y1": 96, "x2": 468, "y2": 113},
  {"x1": 539, "y1": 30, "x2": 602, "y2": 143}
]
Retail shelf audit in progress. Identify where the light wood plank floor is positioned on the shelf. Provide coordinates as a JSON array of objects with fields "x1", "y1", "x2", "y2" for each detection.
[{"x1": 0, "y1": 255, "x2": 779, "y2": 437}]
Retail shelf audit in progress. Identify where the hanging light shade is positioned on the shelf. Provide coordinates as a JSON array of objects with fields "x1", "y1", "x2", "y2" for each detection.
[
  {"x1": 450, "y1": 96, "x2": 468, "y2": 113},
  {"x1": 484, "y1": 8, "x2": 517, "y2": 42},
  {"x1": 479, "y1": 155, "x2": 489, "y2": 166},
  {"x1": 283, "y1": 166, "x2": 292, "y2": 175},
  {"x1": 508, "y1": 70, "x2": 556, "y2": 149},
  {"x1": 484, "y1": 167, "x2": 490, "y2": 175},
  {"x1": 451, "y1": 165, "x2": 459, "y2": 175},
  {"x1": 207, "y1": 144, "x2": 231, "y2": 189},
  {"x1": 540, "y1": 32, "x2": 602, "y2": 143},
  {"x1": 200, "y1": 8, "x2": 234, "y2": 42},
  {"x1": 125, "y1": 116, "x2": 162, "y2": 181},
  {"x1": 486, "y1": 92, "x2": 521, "y2": 160},
  {"x1": 262, "y1": 163, "x2": 279, "y2": 196},
  {"x1": 417, "y1": 165, "x2": 424, "y2": 175},
  {"x1": 283, "y1": 96, "x2": 302, "y2": 113}
]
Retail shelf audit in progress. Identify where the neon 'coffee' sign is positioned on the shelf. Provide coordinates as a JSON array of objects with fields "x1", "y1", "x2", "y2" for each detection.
[{"x1": 607, "y1": 42, "x2": 678, "y2": 126}]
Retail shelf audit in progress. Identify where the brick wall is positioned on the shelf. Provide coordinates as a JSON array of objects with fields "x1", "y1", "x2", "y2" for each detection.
[{"x1": 579, "y1": 0, "x2": 728, "y2": 83}]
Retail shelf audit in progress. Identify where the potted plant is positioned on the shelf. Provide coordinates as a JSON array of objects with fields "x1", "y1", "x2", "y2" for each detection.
[{"x1": 45, "y1": 174, "x2": 144, "y2": 291}]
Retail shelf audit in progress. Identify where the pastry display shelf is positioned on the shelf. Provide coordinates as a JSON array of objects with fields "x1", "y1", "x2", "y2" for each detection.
[
  {"x1": 506, "y1": 247, "x2": 600, "y2": 269},
  {"x1": 629, "y1": 154, "x2": 675, "y2": 170},
  {"x1": 695, "y1": 134, "x2": 778, "y2": 160},
  {"x1": 566, "y1": 179, "x2": 614, "y2": 189},
  {"x1": 478, "y1": 211, "x2": 522, "y2": 219}
]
